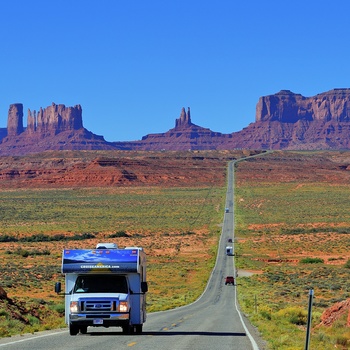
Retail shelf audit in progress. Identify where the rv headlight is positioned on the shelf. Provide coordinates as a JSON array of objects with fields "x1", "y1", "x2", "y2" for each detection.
[
  {"x1": 70, "y1": 301, "x2": 79, "y2": 313},
  {"x1": 118, "y1": 301, "x2": 128, "y2": 313}
]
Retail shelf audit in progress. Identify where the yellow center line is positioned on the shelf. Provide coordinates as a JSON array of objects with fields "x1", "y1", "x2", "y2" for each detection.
[{"x1": 128, "y1": 341, "x2": 137, "y2": 347}]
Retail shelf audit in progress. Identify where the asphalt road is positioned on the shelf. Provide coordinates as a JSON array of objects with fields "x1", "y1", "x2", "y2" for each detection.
[{"x1": 0, "y1": 160, "x2": 264, "y2": 350}]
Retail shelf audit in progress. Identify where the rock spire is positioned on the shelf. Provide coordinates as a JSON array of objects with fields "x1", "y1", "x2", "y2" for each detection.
[{"x1": 175, "y1": 107, "x2": 192, "y2": 128}]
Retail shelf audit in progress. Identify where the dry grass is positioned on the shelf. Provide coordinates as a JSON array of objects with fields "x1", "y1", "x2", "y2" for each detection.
[
  {"x1": 235, "y1": 151, "x2": 350, "y2": 350},
  {"x1": 0, "y1": 169, "x2": 227, "y2": 336}
]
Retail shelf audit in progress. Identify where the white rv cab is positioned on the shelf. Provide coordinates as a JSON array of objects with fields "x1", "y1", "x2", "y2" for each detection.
[{"x1": 226, "y1": 246, "x2": 233, "y2": 256}]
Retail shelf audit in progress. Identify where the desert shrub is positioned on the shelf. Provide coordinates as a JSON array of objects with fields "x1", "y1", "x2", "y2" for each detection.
[
  {"x1": 0, "y1": 235, "x2": 18, "y2": 242},
  {"x1": 3, "y1": 279, "x2": 13, "y2": 288},
  {"x1": 52, "y1": 234, "x2": 66, "y2": 241},
  {"x1": 132, "y1": 233, "x2": 143, "y2": 237},
  {"x1": 50, "y1": 303, "x2": 65, "y2": 315},
  {"x1": 18, "y1": 232, "x2": 96, "y2": 243},
  {"x1": 13, "y1": 248, "x2": 50, "y2": 257},
  {"x1": 260, "y1": 310, "x2": 272, "y2": 321},
  {"x1": 314, "y1": 300, "x2": 330, "y2": 308},
  {"x1": 27, "y1": 315, "x2": 40, "y2": 326},
  {"x1": 181, "y1": 231, "x2": 196, "y2": 236},
  {"x1": 315, "y1": 331, "x2": 331, "y2": 343},
  {"x1": 37, "y1": 249, "x2": 50, "y2": 256},
  {"x1": 0, "y1": 309, "x2": 8, "y2": 317},
  {"x1": 328, "y1": 257, "x2": 344, "y2": 261},
  {"x1": 289, "y1": 311, "x2": 307, "y2": 325},
  {"x1": 344, "y1": 259, "x2": 350, "y2": 269},
  {"x1": 265, "y1": 271, "x2": 288, "y2": 283},
  {"x1": 330, "y1": 284, "x2": 342, "y2": 291},
  {"x1": 335, "y1": 335, "x2": 348, "y2": 346},
  {"x1": 3, "y1": 319, "x2": 24, "y2": 335},
  {"x1": 71, "y1": 232, "x2": 96, "y2": 240},
  {"x1": 16, "y1": 249, "x2": 30, "y2": 258},
  {"x1": 335, "y1": 227, "x2": 350, "y2": 234},
  {"x1": 332, "y1": 314, "x2": 348, "y2": 329},
  {"x1": 300, "y1": 257, "x2": 324, "y2": 264},
  {"x1": 20, "y1": 234, "x2": 51, "y2": 242},
  {"x1": 275, "y1": 307, "x2": 307, "y2": 325},
  {"x1": 281, "y1": 227, "x2": 308, "y2": 235},
  {"x1": 109, "y1": 231, "x2": 129, "y2": 238}
]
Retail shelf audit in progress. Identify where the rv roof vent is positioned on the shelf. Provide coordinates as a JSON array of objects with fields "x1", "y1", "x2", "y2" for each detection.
[{"x1": 96, "y1": 243, "x2": 118, "y2": 249}]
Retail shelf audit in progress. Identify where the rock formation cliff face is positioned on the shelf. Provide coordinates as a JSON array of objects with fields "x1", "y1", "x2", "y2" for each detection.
[
  {"x1": 256, "y1": 89, "x2": 350, "y2": 123},
  {"x1": 26, "y1": 103, "x2": 83, "y2": 135},
  {"x1": 7, "y1": 104, "x2": 24, "y2": 137},
  {"x1": 113, "y1": 89, "x2": 350, "y2": 151},
  {"x1": 1, "y1": 89, "x2": 350, "y2": 155},
  {"x1": 5, "y1": 102, "x2": 84, "y2": 139},
  {"x1": 134, "y1": 106, "x2": 232, "y2": 151},
  {"x1": 238, "y1": 88, "x2": 350, "y2": 150},
  {"x1": 175, "y1": 107, "x2": 193, "y2": 128},
  {"x1": 0, "y1": 103, "x2": 116, "y2": 155}
]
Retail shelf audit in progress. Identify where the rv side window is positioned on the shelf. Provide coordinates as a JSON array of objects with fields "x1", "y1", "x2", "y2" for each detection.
[{"x1": 73, "y1": 275, "x2": 128, "y2": 293}]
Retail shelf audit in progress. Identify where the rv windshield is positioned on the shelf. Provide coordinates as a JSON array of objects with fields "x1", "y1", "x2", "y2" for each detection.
[{"x1": 73, "y1": 275, "x2": 128, "y2": 294}]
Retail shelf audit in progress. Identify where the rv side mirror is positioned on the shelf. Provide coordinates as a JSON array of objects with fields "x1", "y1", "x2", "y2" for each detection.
[
  {"x1": 55, "y1": 282, "x2": 62, "y2": 294},
  {"x1": 141, "y1": 282, "x2": 148, "y2": 293}
]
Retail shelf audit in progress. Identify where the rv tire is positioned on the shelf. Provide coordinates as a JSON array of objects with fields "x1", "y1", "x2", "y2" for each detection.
[
  {"x1": 135, "y1": 324, "x2": 143, "y2": 334},
  {"x1": 122, "y1": 324, "x2": 132, "y2": 334},
  {"x1": 69, "y1": 324, "x2": 79, "y2": 336}
]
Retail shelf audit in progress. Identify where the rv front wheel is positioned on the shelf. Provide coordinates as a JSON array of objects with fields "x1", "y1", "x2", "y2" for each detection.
[
  {"x1": 135, "y1": 324, "x2": 143, "y2": 334},
  {"x1": 69, "y1": 324, "x2": 79, "y2": 336},
  {"x1": 122, "y1": 324, "x2": 132, "y2": 334}
]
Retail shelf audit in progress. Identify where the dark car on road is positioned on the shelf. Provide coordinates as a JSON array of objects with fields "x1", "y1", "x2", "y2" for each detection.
[{"x1": 225, "y1": 276, "x2": 235, "y2": 285}]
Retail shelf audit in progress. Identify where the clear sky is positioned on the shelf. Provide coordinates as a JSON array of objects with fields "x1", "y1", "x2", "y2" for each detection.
[{"x1": 1, "y1": 0, "x2": 350, "y2": 142}]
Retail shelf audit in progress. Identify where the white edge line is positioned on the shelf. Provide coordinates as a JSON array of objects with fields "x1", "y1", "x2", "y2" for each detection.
[
  {"x1": 231, "y1": 159, "x2": 260, "y2": 350},
  {"x1": 0, "y1": 330, "x2": 67, "y2": 347},
  {"x1": 234, "y1": 290, "x2": 260, "y2": 350}
]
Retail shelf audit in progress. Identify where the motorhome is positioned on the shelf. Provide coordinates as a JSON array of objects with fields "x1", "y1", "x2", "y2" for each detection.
[
  {"x1": 226, "y1": 246, "x2": 233, "y2": 256},
  {"x1": 55, "y1": 243, "x2": 148, "y2": 335}
]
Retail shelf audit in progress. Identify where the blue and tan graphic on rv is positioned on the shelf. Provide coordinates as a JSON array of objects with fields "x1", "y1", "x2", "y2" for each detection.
[{"x1": 62, "y1": 249, "x2": 139, "y2": 273}]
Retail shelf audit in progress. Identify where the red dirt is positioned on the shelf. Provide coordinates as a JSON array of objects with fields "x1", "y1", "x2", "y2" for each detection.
[{"x1": 0, "y1": 150, "x2": 254, "y2": 188}]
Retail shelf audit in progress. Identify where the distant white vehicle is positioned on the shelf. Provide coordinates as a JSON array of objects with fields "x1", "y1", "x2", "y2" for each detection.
[
  {"x1": 225, "y1": 208, "x2": 229, "y2": 213},
  {"x1": 226, "y1": 246, "x2": 233, "y2": 256}
]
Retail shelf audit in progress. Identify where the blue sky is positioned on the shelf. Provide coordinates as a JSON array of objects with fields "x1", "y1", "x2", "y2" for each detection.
[{"x1": 1, "y1": 0, "x2": 350, "y2": 142}]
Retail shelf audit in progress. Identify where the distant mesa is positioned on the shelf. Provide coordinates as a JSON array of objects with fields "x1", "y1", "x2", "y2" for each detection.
[
  {"x1": 6, "y1": 102, "x2": 84, "y2": 137},
  {"x1": 249, "y1": 88, "x2": 350, "y2": 149},
  {"x1": 256, "y1": 88, "x2": 350, "y2": 123},
  {"x1": 137, "y1": 107, "x2": 232, "y2": 151},
  {"x1": 0, "y1": 103, "x2": 115, "y2": 155},
  {"x1": 1, "y1": 88, "x2": 350, "y2": 155}
]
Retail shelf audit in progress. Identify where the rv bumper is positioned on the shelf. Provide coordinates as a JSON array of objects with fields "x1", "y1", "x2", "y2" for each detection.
[{"x1": 70, "y1": 312, "x2": 129, "y2": 326}]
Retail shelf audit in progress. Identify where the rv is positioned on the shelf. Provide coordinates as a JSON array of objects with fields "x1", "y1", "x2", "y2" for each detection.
[
  {"x1": 55, "y1": 243, "x2": 148, "y2": 335},
  {"x1": 226, "y1": 246, "x2": 233, "y2": 256}
]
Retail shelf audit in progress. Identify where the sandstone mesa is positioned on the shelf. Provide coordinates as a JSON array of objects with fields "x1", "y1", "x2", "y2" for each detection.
[{"x1": 1, "y1": 88, "x2": 350, "y2": 155}]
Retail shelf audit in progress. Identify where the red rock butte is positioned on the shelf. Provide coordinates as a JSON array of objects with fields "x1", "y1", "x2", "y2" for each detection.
[{"x1": 1, "y1": 89, "x2": 350, "y2": 155}]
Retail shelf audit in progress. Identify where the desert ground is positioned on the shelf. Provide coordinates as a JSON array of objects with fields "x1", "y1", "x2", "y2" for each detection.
[{"x1": 1, "y1": 149, "x2": 350, "y2": 349}]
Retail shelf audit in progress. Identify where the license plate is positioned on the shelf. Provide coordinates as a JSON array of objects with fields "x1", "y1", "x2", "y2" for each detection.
[{"x1": 93, "y1": 319, "x2": 103, "y2": 325}]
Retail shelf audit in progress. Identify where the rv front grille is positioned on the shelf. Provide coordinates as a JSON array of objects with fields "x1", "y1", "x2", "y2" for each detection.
[{"x1": 79, "y1": 298, "x2": 119, "y2": 312}]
